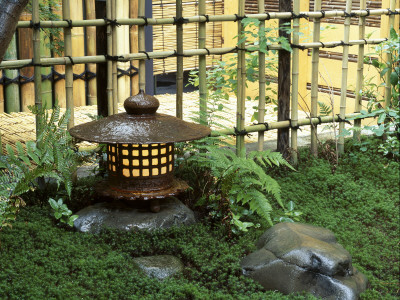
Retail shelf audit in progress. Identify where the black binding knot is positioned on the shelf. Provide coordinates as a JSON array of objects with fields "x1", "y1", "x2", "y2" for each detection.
[
  {"x1": 201, "y1": 14, "x2": 210, "y2": 22},
  {"x1": 364, "y1": 9, "x2": 370, "y2": 17},
  {"x1": 139, "y1": 51, "x2": 151, "y2": 60},
  {"x1": 139, "y1": 16, "x2": 148, "y2": 26},
  {"x1": 289, "y1": 119, "x2": 300, "y2": 130},
  {"x1": 234, "y1": 127, "x2": 250, "y2": 137},
  {"x1": 204, "y1": 48, "x2": 211, "y2": 55},
  {"x1": 320, "y1": 41, "x2": 326, "y2": 48},
  {"x1": 336, "y1": 114, "x2": 352, "y2": 125},
  {"x1": 291, "y1": 12, "x2": 308, "y2": 19},
  {"x1": 30, "y1": 21, "x2": 41, "y2": 30},
  {"x1": 234, "y1": 14, "x2": 246, "y2": 22},
  {"x1": 64, "y1": 19, "x2": 73, "y2": 28},
  {"x1": 66, "y1": 56, "x2": 75, "y2": 65},
  {"x1": 320, "y1": 10, "x2": 326, "y2": 18},
  {"x1": 173, "y1": 17, "x2": 189, "y2": 25},
  {"x1": 265, "y1": 12, "x2": 271, "y2": 20},
  {"x1": 290, "y1": 43, "x2": 306, "y2": 50}
]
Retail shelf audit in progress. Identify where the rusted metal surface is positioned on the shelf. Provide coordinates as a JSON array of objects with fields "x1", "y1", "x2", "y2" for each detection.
[
  {"x1": 69, "y1": 91, "x2": 211, "y2": 144},
  {"x1": 95, "y1": 178, "x2": 189, "y2": 201}
]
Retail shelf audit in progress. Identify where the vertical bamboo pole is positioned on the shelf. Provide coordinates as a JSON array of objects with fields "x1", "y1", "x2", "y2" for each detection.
[
  {"x1": 63, "y1": 0, "x2": 74, "y2": 128},
  {"x1": 257, "y1": 0, "x2": 265, "y2": 151},
  {"x1": 129, "y1": 0, "x2": 139, "y2": 95},
  {"x1": 111, "y1": 0, "x2": 118, "y2": 113},
  {"x1": 106, "y1": 0, "x2": 114, "y2": 115},
  {"x1": 4, "y1": 34, "x2": 20, "y2": 113},
  {"x1": 53, "y1": 6, "x2": 66, "y2": 108},
  {"x1": 291, "y1": 0, "x2": 300, "y2": 165},
  {"x1": 117, "y1": 0, "x2": 130, "y2": 102},
  {"x1": 310, "y1": 0, "x2": 321, "y2": 155},
  {"x1": 85, "y1": 0, "x2": 97, "y2": 105},
  {"x1": 199, "y1": 0, "x2": 207, "y2": 125},
  {"x1": 138, "y1": 0, "x2": 145, "y2": 92},
  {"x1": 354, "y1": 0, "x2": 366, "y2": 141},
  {"x1": 176, "y1": 0, "x2": 183, "y2": 119},
  {"x1": 338, "y1": 0, "x2": 352, "y2": 154},
  {"x1": 236, "y1": 0, "x2": 246, "y2": 157},
  {"x1": 18, "y1": 11, "x2": 35, "y2": 112},
  {"x1": 0, "y1": 70, "x2": 3, "y2": 113},
  {"x1": 71, "y1": 0, "x2": 85, "y2": 107},
  {"x1": 33, "y1": 0, "x2": 42, "y2": 135},
  {"x1": 40, "y1": 25, "x2": 53, "y2": 109},
  {"x1": 384, "y1": 0, "x2": 396, "y2": 108}
]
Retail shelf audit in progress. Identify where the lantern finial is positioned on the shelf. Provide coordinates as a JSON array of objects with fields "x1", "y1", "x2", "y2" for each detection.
[{"x1": 124, "y1": 90, "x2": 160, "y2": 115}]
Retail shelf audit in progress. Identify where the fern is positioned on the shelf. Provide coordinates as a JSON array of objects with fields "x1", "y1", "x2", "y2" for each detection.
[
  {"x1": 318, "y1": 101, "x2": 332, "y2": 116},
  {"x1": 179, "y1": 137, "x2": 294, "y2": 230},
  {"x1": 0, "y1": 106, "x2": 84, "y2": 228}
]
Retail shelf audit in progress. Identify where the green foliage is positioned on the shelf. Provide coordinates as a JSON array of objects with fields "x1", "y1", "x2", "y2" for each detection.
[
  {"x1": 48, "y1": 197, "x2": 78, "y2": 227},
  {"x1": 0, "y1": 142, "x2": 397, "y2": 299},
  {"x1": 0, "y1": 106, "x2": 84, "y2": 228},
  {"x1": 188, "y1": 19, "x2": 289, "y2": 125},
  {"x1": 345, "y1": 28, "x2": 399, "y2": 157},
  {"x1": 317, "y1": 101, "x2": 332, "y2": 116},
  {"x1": 176, "y1": 137, "x2": 295, "y2": 231}
]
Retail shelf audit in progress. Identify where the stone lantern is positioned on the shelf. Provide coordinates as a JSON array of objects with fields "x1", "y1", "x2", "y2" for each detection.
[{"x1": 69, "y1": 90, "x2": 211, "y2": 212}]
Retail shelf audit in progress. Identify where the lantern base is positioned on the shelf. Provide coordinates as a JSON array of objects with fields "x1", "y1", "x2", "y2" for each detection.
[{"x1": 95, "y1": 178, "x2": 189, "y2": 202}]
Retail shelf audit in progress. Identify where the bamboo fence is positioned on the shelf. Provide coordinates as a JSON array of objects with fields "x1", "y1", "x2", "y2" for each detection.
[{"x1": 0, "y1": 0, "x2": 399, "y2": 158}]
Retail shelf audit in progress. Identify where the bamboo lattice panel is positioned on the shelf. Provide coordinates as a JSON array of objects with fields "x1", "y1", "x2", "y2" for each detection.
[{"x1": 152, "y1": 0, "x2": 224, "y2": 75}]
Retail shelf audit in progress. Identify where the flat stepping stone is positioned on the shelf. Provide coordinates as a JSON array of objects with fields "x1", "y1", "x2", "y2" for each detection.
[
  {"x1": 74, "y1": 197, "x2": 195, "y2": 233},
  {"x1": 133, "y1": 255, "x2": 184, "y2": 280},
  {"x1": 241, "y1": 222, "x2": 368, "y2": 300}
]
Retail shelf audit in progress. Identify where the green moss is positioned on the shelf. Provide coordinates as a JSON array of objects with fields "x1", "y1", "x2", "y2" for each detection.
[{"x1": 0, "y1": 140, "x2": 398, "y2": 299}]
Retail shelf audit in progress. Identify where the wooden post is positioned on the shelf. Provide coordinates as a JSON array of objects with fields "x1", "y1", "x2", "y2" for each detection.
[
  {"x1": 71, "y1": 0, "x2": 85, "y2": 107},
  {"x1": 3, "y1": 34, "x2": 20, "y2": 113},
  {"x1": 291, "y1": 0, "x2": 300, "y2": 165},
  {"x1": 106, "y1": 0, "x2": 114, "y2": 115},
  {"x1": 257, "y1": 0, "x2": 265, "y2": 151},
  {"x1": 354, "y1": 0, "x2": 366, "y2": 141},
  {"x1": 384, "y1": 0, "x2": 396, "y2": 108},
  {"x1": 85, "y1": 0, "x2": 97, "y2": 105},
  {"x1": 111, "y1": 0, "x2": 118, "y2": 113},
  {"x1": 176, "y1": 0, "x2": 183, "y2": 119},
  {"x1": 277, "y1": 0, "x2": 291, "y2": 157},
  {"x1": 63, "y1": 0, "x2": 74, "y2": 128},
  {"x1": 310, "y1": 0, "x2": 321, "y2": 155},
  {"x1": 0, "y1": 70, "x2": 3, "y2": 113},
  {"x1": 18, "y1": 11, "x2": 34, "y2": 112},
  {"x1": 338, "y1": 0, "x2": 352, "y2": 154},
  {"x1": 138, "y1": 0, "x2": 145, "y2": 93},
  {"x1": 33, "y1": 0, "x2": 42, "y2": 136},
  {"x1": 199, "y1": 0, "x2": 207, "y2": 125},
  {"x1": 129, "y1": 0, "x2": 139, "y2": 96},
  {"x1": 96, "y1": 0, "x2": 108, "y2": 117},
  {"x1": 236, "y1": 0, "x2": 246, "y2": 157},
  {"x1": 40, "y1": 19, "x2": 53, "y2": 109}
]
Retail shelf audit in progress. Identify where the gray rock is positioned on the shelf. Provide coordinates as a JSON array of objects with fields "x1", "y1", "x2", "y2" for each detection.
[
  {"x1": 74, "y1": 197, "x2": 195, "y2": 233},
  {"x1": 241, "y1": 223, "x2": 368, "y2": 300},
  {"x1": 133, "y1": 255, "x2": 184, "y2": 280}
]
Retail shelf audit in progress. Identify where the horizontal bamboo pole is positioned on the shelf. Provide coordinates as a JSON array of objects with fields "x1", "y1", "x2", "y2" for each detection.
[
  {"x1": 0, "y1": 38, "x2": 387, "y2": 69},
  {"x1": 15, "y1": 8, "x2": 400, "y2": 28},
  {"x1": 211, "y1": 113, "x2": 370, "y2": 137}
]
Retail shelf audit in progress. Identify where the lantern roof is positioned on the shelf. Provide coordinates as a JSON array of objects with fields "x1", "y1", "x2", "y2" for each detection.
[{"x1": 69, "y1": 91, "x2": 211, "y2": 144}]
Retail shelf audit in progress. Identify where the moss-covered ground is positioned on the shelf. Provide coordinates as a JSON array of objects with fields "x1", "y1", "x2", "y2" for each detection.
[{"x1": 0, "y1": 139, "x2": 398, "y2": 299}]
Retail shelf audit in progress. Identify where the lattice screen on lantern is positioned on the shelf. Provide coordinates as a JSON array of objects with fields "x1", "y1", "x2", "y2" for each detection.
[{"x1": 107, "y1": 143, "x2": 174, "y2": 177}]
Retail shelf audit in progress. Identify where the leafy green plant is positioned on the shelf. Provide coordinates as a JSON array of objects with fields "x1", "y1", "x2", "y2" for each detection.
[
  {"x1": 273, "y1": 200, "x2": 303, "y2": 223},
  {"x1": 176, "y1": 137, "x2": 295, "y2": 232},
  {"x1": 48, "y1": 197, "x2": 78, "y2": 227},
  {"x1": 344, "y1": 28, "x2": 399, "y2": 158},
  {"x1": 0, "y1": 106, "x2": 85, "y2": 228}
]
